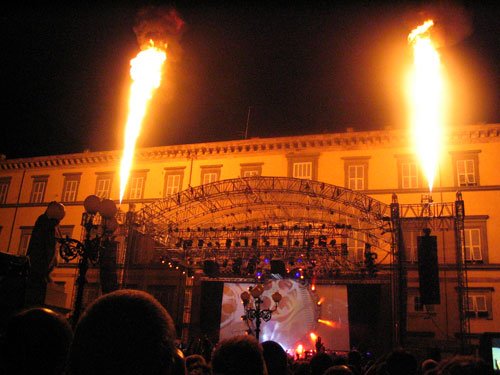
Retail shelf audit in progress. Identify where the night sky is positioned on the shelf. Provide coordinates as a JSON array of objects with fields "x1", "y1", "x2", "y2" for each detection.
[{"x1": 2, "y1": 2, "x2": 499, "y2": 159}]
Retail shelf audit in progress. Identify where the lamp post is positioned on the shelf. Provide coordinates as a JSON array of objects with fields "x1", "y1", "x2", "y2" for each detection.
[
  {"x1": 58, "y1": 195, "x2": 118, "y2": 327},
  {"x1": 240, "y1": 284, "x2": 282, "y2": 341}
]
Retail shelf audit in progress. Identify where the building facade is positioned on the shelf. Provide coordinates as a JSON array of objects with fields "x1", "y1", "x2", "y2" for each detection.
[{"x1": 0, "y1": 123, "x2": 499, "y2": 353}]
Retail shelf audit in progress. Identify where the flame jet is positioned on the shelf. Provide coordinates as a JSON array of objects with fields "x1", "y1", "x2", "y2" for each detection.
[
  {"x1": 119, "y1": 44, "x2": 166, "y2": 203},
  {"x1": 118, "y1": 6, "x2": 184, "y2": 203},
  {"x1": 408, "y1": 20, "x2": 444, "y2": 192}
]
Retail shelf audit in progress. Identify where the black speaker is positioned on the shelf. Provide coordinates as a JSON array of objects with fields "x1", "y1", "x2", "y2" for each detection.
[
  {"x1": 417, "y1": 230, "x2": 440, "y2": 305},
  {"x1": 270, "y1": 260, "x2": 286, "y2": 277},
  {"x1": 100, "y1": 241, "x2": 118, "y2": 295},
  {"x1": 203, "y1": 260, "x2": 219, "y2": 277},
  {"x1": 0, "y1": 252, "x2": 29, "y2": 319}
]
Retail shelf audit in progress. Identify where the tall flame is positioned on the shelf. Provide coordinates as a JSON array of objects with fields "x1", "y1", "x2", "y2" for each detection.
[
  {"x1": 408, "y1": 20, "x2": 444, "y2": 192},
  {"x1": 119, "y1": 44, "x2": 167, "y2": 203}
]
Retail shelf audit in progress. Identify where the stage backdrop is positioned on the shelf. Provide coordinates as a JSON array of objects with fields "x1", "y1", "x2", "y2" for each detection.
[{"x1": 219, "y1": 280, "x2": 349, "y2": 352}]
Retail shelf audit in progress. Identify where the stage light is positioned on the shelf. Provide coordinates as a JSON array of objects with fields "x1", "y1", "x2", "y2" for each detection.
[
  {"x1": 318, "y1": 235, "x2": 327, "y2": 247},
  {"x1": 232, "y1": 258, "x2": 242, "y2": 275},
  {"x1": 203, "y1": 260, "x2": 219, "y2": 277}
]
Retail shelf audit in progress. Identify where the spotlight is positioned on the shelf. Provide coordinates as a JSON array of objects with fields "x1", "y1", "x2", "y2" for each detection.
[{"x1": 232, "y1": 258, "x2": 242, "y2": 275}]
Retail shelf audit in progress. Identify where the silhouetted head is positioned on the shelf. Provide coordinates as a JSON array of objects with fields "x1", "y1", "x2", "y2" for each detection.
[
  {"x1": 323, "y1": 365, "x2": 354, "y2": 375},
  {"x1": 310, "y1": 352, "x2": 334, "y2": 375},
  {"x1": 0, "y1": 307, "x2": 73, "y2": 375},
  {"x1": 437, "y1": 355, "x2": 493, "y2": 375},
  {"x1": 211, "y1": 335, "x2": 266, "y2": 375},
  {"x1": 262, "y1": 340, "x2": 288, "y2": 375},
  {"x1": 68, "y1": 289, "x2": 182, "y2": 375},
  {"x1": 385, "y1": 349, "x2": 418, "y2": 375}
]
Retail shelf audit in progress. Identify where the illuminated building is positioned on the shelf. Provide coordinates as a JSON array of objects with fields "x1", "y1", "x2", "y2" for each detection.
[{"x1": 0, "y1": 123, "x2": 499, "y2": 353}]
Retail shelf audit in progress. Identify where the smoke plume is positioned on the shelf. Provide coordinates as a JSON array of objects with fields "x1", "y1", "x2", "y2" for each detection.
[{"x1": 133, "y1": 5, "x2": 185, "y2": 61}]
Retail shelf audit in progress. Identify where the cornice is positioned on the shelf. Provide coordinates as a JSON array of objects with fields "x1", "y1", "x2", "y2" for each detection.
[{"x1": 1, "y1": 123, "x2": 499, "y2": 170}]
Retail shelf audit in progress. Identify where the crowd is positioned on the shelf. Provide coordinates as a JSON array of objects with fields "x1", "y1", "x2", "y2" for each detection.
[{"x1": 0, "y1": 289, "x2": 494, "y2": 375}]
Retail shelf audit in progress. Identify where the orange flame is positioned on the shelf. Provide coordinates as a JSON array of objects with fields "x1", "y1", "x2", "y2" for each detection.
[
  {"x1": 119, "y1": 43, "x2": 167, "y2": 203},
  {"x1": 407, "y1": 20, "x2": 444, "y2": 192},
  {"x1": 318, "y1": 319, "x2": 338, "y2": 328}
]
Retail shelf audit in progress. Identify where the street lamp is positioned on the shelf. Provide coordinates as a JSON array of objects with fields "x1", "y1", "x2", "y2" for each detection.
[
  {"x1": 58, "y1": 195, "x2": 118, "y2": 326},
  {"x1": 240, "y1": 284, "x2": 282, "y2": 341}
]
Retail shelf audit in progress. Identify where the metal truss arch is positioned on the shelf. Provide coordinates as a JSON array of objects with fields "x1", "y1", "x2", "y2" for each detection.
[{"x1": 134, "y1": 177, "x2": 392, "y2": 250}]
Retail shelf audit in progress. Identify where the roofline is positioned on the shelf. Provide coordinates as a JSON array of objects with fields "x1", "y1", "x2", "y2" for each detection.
[{"x1": 1, "y1": 123, "x2": 499, "y2": 170}]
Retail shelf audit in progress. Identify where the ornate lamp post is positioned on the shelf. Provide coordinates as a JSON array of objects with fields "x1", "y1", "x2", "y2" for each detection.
[
  {"x1": 58, "y1": 195, "x2": 118, "y2": 327},
  {"x1": 240, "y1": 284, "x2": 282, "y2": 341}
]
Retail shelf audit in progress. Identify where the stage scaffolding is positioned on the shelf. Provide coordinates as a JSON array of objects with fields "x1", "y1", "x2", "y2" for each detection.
[{"x1": 118, "y1": 177, "x2": 468, "y2": 350}]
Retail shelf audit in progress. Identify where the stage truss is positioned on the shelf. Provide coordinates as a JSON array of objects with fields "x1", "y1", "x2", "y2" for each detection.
[{"x1": 127, "y1": 177, "x2": 395, "y2": 280}]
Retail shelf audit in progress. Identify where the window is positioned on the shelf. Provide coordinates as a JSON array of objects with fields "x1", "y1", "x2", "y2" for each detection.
[
  {"x1": 457, "y1": 160, "x2": 476, "y2": 186},
  {"x1": 403, "y1": 230, "x2": 419, "y2": 263},
  {"x1": 464, "y1": 228, "x2": 482, "y2": 262},
  {"x1": 401, "y1": 162, "x2": 419, "y2": 189},
  {"x1": 0, "y1": 177, "x2": 11, "y2": 204},
  {"x1": 166, "y1": 174, "x2": 181, "y2": 194},
  {"x1": 465, "y1": 289, "x2": 493, "y2": 319},
  {"x1": 95, "y1": 173, "x2": 113, "y2": 199},
  {"x1": 61, "y1": 173, "x2": 81, "y2": 203},
  {"x1": 396, "y1": 156, "x2": 423, "y2": 189},
  {"x1": 126, "y1": 171, "x2": 148, "y2": 200},
  {"x1": 164, "y1": 167, "x2": 185, "y2": 196},
  {"x1": 347, "y1": 233, "x2": 365, "y2": 264},
  {"x1": 30, "y1": 176, "x2": 48, "y2": 203},
  {"x1": 451, "y1": 150, "x2": 480, "y2": 187},
  {"x1": 293, "y1": 162, "x2": 312, "y2": 179},
  {"x1": 240, "y1": 163, "x2": 263, "y2": 177},
  {"x1": 463, "y1": 216, "x2": 489, "y2": 263},
  {"x1": 348, "y1": 165, "x2": 364, "y2": 190},
  {"x1": 200, "y1": 165, "x2": 222, "y2": 185},
  {"x1": 203, "y1": 172, "x2": 218, "y2": 184},
  {"x1": 408, "y1": 293, "x2": 435, "y2": 314},
  {"x1": 19, "y1": 227, "x2": 33, "y2": 256},
  {"x1": 343, "y1": 157, "x2": 369, "y2": 190},
  {"x1": 287, "y1": 154, "x2": 319, "y2": 180}
]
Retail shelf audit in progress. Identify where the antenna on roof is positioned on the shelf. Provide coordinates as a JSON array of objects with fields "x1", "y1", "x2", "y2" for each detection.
[{"x1": 244, "y1": 106, "x2": 253, "y2": 139}]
